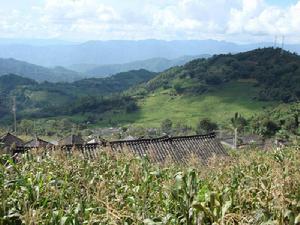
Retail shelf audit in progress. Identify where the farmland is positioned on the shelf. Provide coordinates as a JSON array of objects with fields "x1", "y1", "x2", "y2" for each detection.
[{"x1": 1, "y1": 148, "x2": 300, "y2": 224}]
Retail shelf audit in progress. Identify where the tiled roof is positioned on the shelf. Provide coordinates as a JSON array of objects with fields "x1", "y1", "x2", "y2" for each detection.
[
  {"x1": 58, "y1": 135, "x2": 84, "y2": 146},
  {"x1": 24, "y1": 137, "x2": 53, "y2": 148},
  {"x1": 0, "y1": 133, "x2": 24, "y2": 147},
  {"x1": 109, "y1": 133, "x2": 227, "y2": 164}
]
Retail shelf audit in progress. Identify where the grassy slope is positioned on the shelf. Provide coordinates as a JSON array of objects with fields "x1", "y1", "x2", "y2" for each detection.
[{"x1": 96, "y1": 81, "x2": 275, "y2": 127}]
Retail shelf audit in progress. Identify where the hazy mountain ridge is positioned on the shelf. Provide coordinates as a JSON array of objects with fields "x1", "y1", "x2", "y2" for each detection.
[
  {"x1": 0, "y1": 58, "x2": 82, "y2": 82},
  {"x1": 73, "y1": 55, "x2": 210, "y2": 77},
  {"x1": 1, "y1": 39, "x2": 298, "y2": 67}
]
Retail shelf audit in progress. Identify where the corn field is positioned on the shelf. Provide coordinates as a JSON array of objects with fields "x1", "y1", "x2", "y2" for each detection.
[{"x1": 1, "y1": 148, "x2": 300, "y2": 225}]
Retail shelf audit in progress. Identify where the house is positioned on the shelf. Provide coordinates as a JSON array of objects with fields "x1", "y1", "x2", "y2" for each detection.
[
  {"x1": 0, "y1": 133, "x2": 24, "y2": 147},
  {"x1": 59, "y1": 134, "x2": 85, "y2": 146},
  {"x1": 24, "y1": 137, "x2": 53, "y2": 148},
  {"x1": 109, "y1": 133, "x2": 227, "y2": 164}
]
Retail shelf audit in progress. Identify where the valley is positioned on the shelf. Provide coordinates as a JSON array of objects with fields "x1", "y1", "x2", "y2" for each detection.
[{"x1": 1, "y1": 48, "x2": 298, "y2": 140}]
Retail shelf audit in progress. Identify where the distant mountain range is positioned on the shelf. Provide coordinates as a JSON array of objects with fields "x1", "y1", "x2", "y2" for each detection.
[
  {"x1": 0, "y1": 58, "x2": 82, "y2": 82},
  {"x1": 70, "y1": 55, "x2": 209, "y2": 76},
  {"x1": 0, "y1": 55, "x2": 208, "y2": 82},
  {"x1": 1, "y1": 39, "x2": 299, "y2": 67}
]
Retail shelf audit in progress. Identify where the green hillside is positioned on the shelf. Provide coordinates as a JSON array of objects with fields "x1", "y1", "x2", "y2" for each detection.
[
  {"x1": 98, "y1": 81, "x2": 275, "y2": 127},
  {"x1": 1, "y1": 48, "x2": 300, "y2": 133},
  {"x1": 0, "y1": 70, "x2": 156, "y2": 123},
  {"x1": 110, "y1": 47, "x2": 300, "y2": 127}
]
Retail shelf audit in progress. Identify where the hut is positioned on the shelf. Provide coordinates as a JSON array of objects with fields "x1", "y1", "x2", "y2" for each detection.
[
  {"x1": 0, "y1": 133, "x2": 24, "y2": 147},
  {"x1": 59, "y1": 134, "x2": 84, "y2": 146},
  {"x1": 109, "y1": 133, "x2": 227, "y2": 164},
  {"x1": 24, "y1": 137, "x2": 53, "y2": 148}
]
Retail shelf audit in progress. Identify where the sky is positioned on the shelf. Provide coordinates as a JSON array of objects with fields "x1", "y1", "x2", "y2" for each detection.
[{"x1": 0, "y1": 0, "x2": 300, "y2": 43}]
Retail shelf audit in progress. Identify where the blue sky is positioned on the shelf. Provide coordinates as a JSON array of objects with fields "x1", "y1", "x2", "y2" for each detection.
[
  {"x1": 0, "y1": 0, "x2": 299, "y2": 43},
  {"x1": 266, "y1": 0, "x2": 298, "y2": 6}
]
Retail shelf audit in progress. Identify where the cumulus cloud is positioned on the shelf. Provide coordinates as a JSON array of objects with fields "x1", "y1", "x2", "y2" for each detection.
[
  {"x1": 227, "y1": 0, "x2": 300, "y2": 36},
  {"x1": 0, "y1": 0, "x2": 299, "y2": 42}
]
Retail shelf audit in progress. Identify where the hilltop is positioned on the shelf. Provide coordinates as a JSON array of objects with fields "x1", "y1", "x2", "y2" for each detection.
[{"x1": 109, "y1": 48, "x2": 300, "y2": 127}]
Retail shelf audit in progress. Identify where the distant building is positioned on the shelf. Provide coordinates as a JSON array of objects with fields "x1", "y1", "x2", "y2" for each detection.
[
  {"x1": 0, "y1": 133, "x2": 24, "y2": 147},
  {"x1": 109, "y1": 133, "x2": 227, "y2": 164},
  {"x1": 24, "y1": 137, "x2": 53, "y2": 148},
  {"x1": 59, "y1": 134, "x2": 84, "y2": 146}
]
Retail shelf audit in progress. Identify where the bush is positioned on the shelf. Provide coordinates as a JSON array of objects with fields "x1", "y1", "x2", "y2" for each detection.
[
  {"x1": 161, "y1": 119, "x2": 173, "y2": 134},
  {"x1": 196, "y1": 118, "x2": 218, "y2": 134}
]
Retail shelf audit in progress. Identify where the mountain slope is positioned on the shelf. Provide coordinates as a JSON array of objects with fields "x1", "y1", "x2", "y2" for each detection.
[
  {"x1": 2, "y1": 48, "x2": 299, "y2": 129},
  {"x1": 140, "y1": 48, "x2": 300, "y2": 102},
  {"x1": 0, "y1": 58, "x2": 82, "y2": 82},
  {"x1": 0, "y1": 70, "x2": 157, "y2": 122},
  {"x1": 105, "y1": 48, "x2": 300, "y2": 127}
]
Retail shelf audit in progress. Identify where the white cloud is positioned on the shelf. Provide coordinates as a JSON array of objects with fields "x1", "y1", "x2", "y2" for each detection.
[
  {"x1": 0, "y1": 0, "x2": 299, "y2": 43},
  {"x1": 227, "y1": 0, "x2": 300, "y2": 38}
]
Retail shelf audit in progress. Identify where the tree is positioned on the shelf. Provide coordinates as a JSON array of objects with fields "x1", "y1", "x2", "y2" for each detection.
[
  {"x1": 196, "y1": 118, "x2": 218, "y2": 134},
  {"x1": 125, "y1": 101, "x2": 138, "y2": 113},
  {"x1": 161, "y1": 119, "x2": 173, "y2": 134},
  {"x1": 230, "y1": 112, "x2": 248, "y2": 132},
  {"x1": 19, "y1": 119, "x2": 34, "y2": 135}
]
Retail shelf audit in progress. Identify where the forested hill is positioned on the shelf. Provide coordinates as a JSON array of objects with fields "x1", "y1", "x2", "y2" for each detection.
[
  {"x1": 139, "y1": 48, "x2": 300, "y2": 103},
  {"x1": 0, "y1": 58, "x2": 82, "y2": 82},
  {"x1": 0, "y1": 69, "x2": 156, "y2": 122}
]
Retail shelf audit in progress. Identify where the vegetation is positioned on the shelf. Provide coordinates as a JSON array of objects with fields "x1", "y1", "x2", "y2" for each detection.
[
  {"x1": 139, "y1": 48, "x2": 300, "y2": 103},
  {"x1": 250, "y1": 103, "x2": 300, "y2": 138},
  {"x1": 0, "y1": 148, "x2": 300, "y2": 224},
  {"x1": 124, "y1": 81, "x2": 274, "y2": 127},
  {"x1": 2, "y1": 48, "x2": 300, "y2": 136},
  {"x1": 0, "y1": 58, "x2": 82, "y2": 82},
  {"x1": 196, "y1": 118, "x2": 218, "y2": 134},
  {"x1": 0, "y1": 70, "x2": 156, "y2": 124}
]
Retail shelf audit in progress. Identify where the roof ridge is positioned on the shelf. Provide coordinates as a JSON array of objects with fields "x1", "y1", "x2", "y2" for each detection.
[{"x1": 110, "y1": 132, "x2": 216, "y2": 144}]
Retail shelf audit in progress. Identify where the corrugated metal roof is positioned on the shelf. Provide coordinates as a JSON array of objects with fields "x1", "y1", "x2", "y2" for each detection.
[{"x1": 109, "y1": 133, "x2": 227, "y2": 164}]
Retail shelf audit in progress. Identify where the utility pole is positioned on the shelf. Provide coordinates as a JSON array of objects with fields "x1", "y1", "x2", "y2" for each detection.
[
  {"x1": 274, "y1": 35, "x2": 278, "y2": 48},
  {"x1": 12, "y1": 96, "x2": 17, "y2": 134},
  {"x1": 234, "y1": 128, "x2": 238, "y2": 149},
  {"x1": 281, "y1": 35, "x2": 285, "y2": 54}
]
